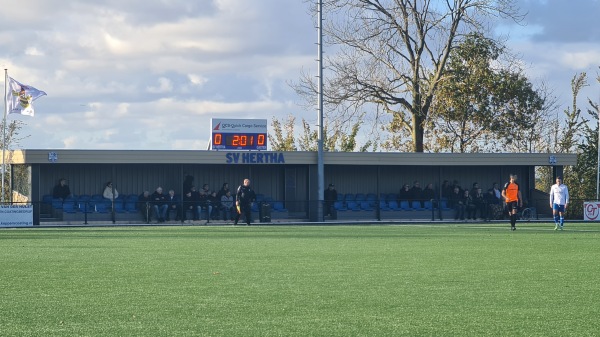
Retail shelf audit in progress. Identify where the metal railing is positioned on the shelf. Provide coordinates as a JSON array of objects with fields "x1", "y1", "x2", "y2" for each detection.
[{"x1": 3, "y1": 196, "x2": 594, "y2": 226}]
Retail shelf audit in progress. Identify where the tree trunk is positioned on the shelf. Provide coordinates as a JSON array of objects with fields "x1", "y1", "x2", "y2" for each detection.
[{"x1": 412, "y1": 114, "x2": 424, "y2": 153}]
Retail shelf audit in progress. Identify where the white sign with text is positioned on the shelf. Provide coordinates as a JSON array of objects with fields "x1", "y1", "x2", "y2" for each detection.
[{"x1": 0, "y1": 205, "x2": 34, "y2": 227}]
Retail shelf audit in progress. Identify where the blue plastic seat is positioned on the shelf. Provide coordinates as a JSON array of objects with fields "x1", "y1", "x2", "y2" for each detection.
[
  {"x1": 411, "y1": 201, "x2": 424, "y2": 211},
  {"x1": 51, "y1": 198, "x2": 63, "y2": 209},
  {"x1": 125, "y1": 201, "x2": 138, "y2": 212},
  {"x1": 272, "y1": 201, "x2": 288, "y2": 212},
  {"x1": 400, "y1": 200, "x2": 411, "y2": 211},
  {"x1": 440, "y1": 199, "x2": 451, "y2": 210},
  {"x1": 42, "y1": 194, "x2": 53, "y2": 205},
  {"x1": 95, "y1": 201, "x2": 110, "y2": 213},
  {"x1": 388, "y1": 201, "x2": 400, "y2": 211},
  {"x1": 360, "y1": 201, "x2": 373, "y2": 211},
  {"x1": 113, "y1": 200, "x2": 126, "y2": 213},
  {"x1": 333, "y1": 201, "x2": 347, "y2": 211},
  {"x1": 346, "y1": 201, "x2": 360, "y2": 211},
  {"x1": 62, "y1": 202, "x2": 78, "y2": 213}
]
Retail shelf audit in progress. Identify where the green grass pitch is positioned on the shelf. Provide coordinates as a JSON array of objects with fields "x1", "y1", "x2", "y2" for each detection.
[{"x1": 1, "y1": 223, "x2": 599, "y2": 336}]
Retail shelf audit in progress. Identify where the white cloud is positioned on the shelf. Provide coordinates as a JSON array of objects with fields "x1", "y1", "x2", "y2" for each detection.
[
  {"x1": 8, "y1": 0, "x2": 595, "y2": 151},
  {"x1": 24, "y1": 46, "x2": 44, "y2": 56},
  {"x1": 560, "y1": 49, "x2": 600, "y2": 70},
  {"x1": 147, "y1": 78, "x2": 173, "y2": 94},
  {"x1": 188, "y1": 74, "x2": 208, "y2": 86}
]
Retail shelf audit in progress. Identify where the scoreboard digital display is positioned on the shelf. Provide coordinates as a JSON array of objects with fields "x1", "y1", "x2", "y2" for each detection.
[
  {"x1": 211, "y1": 118, "x2": 268, "y2": 150},
  {"x1": 212, "y1": 132, "x2": 267, "y2": 150}
]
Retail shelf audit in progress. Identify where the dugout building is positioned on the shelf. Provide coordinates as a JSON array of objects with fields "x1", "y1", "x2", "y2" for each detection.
[{"x1": 7, "y1": 150, "x2": 576, "y2": 225}]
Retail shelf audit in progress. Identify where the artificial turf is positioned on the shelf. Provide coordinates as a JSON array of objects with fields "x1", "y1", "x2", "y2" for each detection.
[{"x1": 1, "y1": 223, "x2": 599, "y2": 336}]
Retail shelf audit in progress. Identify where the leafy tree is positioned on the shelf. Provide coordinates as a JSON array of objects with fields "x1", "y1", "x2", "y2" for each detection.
[
  {"x1": 1, "y1": 120, "x2": 29, "y2": 202},
  {"x1": 269, "y1": 115, "x2": 374, "y2": 152},
  {"x1": 296, "y1": 0, "x2": 523, "y2": 152},
  {"x1": 429, "y1": 33, "x2": 545, "y2": 153},
  {"x1": 535, "y1": 74, "x2": 588, "y2": 194},
  {"x1": 566, "y1": 72, "x2": 600, "y2": 218},
  {"x1": 269, "y1": 115, "x2": 298, "y2": 151},
  {"x1": 533, "y1": 71, "x2": 599, "y2": 218}
]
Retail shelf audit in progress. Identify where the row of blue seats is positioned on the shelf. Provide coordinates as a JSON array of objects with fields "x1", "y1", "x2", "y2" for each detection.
[
  {"x1": 43, "y1": 194, "x2": 141, "y2": 214},
  {"x1": 252, "y1": 200, "x2": 288, "y2": 212},
  {"x1": 337, "y1": 193, "x2": 378, "y2": 202},
  {"x1": 335, "y1": 200, "x2": 452, "y2": 211},
  {"x1": 44, "y1": 194, "x2": 290, "y2": 214},
  {"x1": 337, "y1": 193, "x2": 438, "y2": 203}
]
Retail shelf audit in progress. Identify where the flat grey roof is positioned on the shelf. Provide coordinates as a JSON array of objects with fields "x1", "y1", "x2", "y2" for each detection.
[{"x1": 10, "y1": 150, "x2": 577, "y2": 166}]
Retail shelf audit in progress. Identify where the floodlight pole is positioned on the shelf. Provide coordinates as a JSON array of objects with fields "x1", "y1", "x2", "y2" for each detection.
[
  {"x1": 597, "y1": 91, "x2": 600, "y2": 200},
  {"x1": 317, "y1": 0, "x2": 324, "y2": 221}
]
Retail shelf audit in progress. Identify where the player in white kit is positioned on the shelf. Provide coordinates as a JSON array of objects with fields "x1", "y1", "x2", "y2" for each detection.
[{"x1": 549, "y1": 176, "x2": 569, "y2": 230}]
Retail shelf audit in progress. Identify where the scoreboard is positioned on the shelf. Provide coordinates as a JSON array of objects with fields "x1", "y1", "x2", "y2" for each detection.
[{"x1": 211, "y1": 118, "x2": 268, "y2": 150}]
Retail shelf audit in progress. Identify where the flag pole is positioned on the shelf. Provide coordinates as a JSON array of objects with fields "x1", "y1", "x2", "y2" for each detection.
[{"x1": 2, "y1": 69, "x2": 7, "y2": 203}]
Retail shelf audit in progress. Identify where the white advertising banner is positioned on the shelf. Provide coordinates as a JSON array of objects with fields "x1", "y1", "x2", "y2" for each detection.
[
  {"x1": 583, "y1": 201, "x2": 600, "y2": 221},
  {"x1": 0, "y1": 205, "x2": 34, "y2": 227}
]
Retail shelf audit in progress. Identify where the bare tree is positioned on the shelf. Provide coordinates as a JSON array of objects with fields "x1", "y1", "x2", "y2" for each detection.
[{"x1": 295, "y1": 0, "x2": 523, "y2": 152}]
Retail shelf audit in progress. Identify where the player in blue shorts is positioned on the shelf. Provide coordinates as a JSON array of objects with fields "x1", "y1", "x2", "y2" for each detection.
[{"x1": 549, "y1": 176, "x2": 569, "y2": 230}]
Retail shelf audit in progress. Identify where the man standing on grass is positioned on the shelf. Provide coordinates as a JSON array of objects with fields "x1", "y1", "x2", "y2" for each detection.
[
  {"x1": 502, "y1": 174, "x2": 522, "y2": 231},
  {"x1": 234, "y1": 178, "x2": 256, "y2": 226},
  {"x1": 549, "y1": 176, "x2": 569, "y2": 231}
]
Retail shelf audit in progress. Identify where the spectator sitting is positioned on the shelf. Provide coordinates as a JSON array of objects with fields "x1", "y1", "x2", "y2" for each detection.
[
  {"x1": 409, "y1": 181, "x2": 423, "y2": 207},
  {"x1": 398, "y1": 184, "x2": 411, "y2": 203},
  {"x1": 441, "y1": 180, "x2": 452, "y2": 199},
  {"x1": 221, "y1": 190, "x2": 234, "y2": 221},
  {"x1": 151, "y1": 187, "x2": 168, "y2": 223},
  {"x1": 449, "y1": 186, "x2": 465, "y2": 220},
  {"x1": 422, "y1": 183, "x2": 436, "y2": 206},
  {"x1": 138, "y1": 191, "x2": 152, "y2": 222},
  {"x1": 492, "y1": 182, "x2": 502, "y2": 201},
  {"x1": 102, "y1": 181, "x2": 118, "y2": 200},
  {"x1": 198, "y1": 189, "x2": 211, "y2": 222},
  {"x1": 216, "y1": 183, "x2": 230, "y2": 203},
  {"x1": 464, "y1": 190, "x2": 476, "y2": 220},
  {"x1": 485, "y1": 188, "x2": 502, "y2": 220},
  {"x1": 470, "y1": 182, "x2": 480, "y2": 198},
  {"x1": 472, "y1": 187, "x2": 486, "y2": 220},
  {"x1": 208, "y1": 190, "x2": 220, "y2": 220},
  {"x1": 182, "y1": 188, "x2": 199, "y2": 222},
  {"x1": 165, "y1": 189, "x2": 181, "y2": 221},
  {"x1": 452, "y1": 180, "x2": 463, "y2": 195},
  {"x1": 52, "y1": 178, "x2": 71, "y2": 200}
]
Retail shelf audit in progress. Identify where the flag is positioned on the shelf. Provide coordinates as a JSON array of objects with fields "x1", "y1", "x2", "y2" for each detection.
[
  {"x1": 5, "y1": 77, "x2": 47, "y2": 117},
  {"x1": 236, "y1": 204, "x2": 241, "y2": 214}
]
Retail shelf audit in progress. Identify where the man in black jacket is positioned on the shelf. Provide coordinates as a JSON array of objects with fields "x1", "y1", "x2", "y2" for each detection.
[
  {"x1": 324, "y1": 183, "x2": 337, "y2": 216},
  {"x1": 151, "y1": 187, "x2": 168, "y2": 223},
  {"x1": 234, "y1": 178, "x2": 256, "y2": 226}
]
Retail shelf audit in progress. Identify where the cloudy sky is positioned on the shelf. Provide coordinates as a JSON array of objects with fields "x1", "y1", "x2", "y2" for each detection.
[{"x1": 1, "y1": 0, "x2": 599, "y2": 151}]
